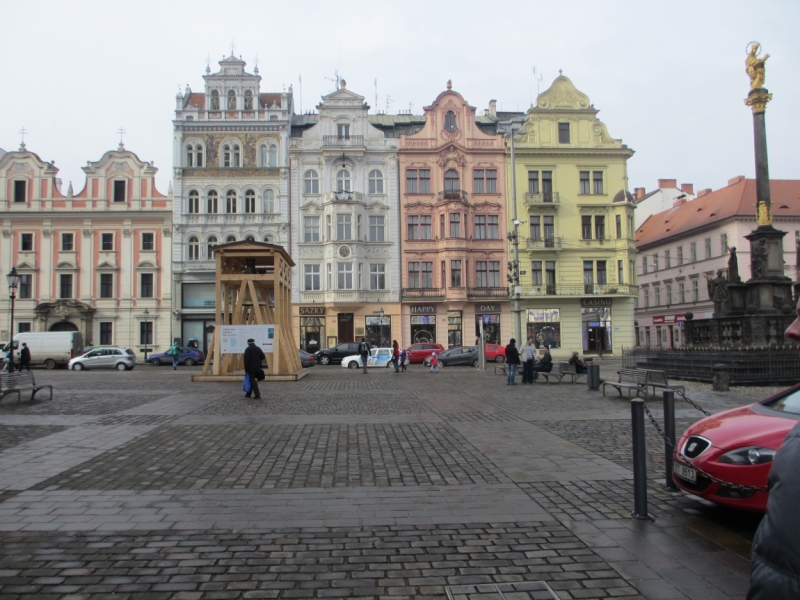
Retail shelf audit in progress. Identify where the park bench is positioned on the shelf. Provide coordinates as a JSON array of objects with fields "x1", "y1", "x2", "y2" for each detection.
[
  {"x1": 0, "y1": 371, "x2": 53, "y2": 406},
  {"x1": 602, "y1": 368, "x2": 648, "y2": 398},
  {"x1": 559, "y1": 361, "x2": 587, "y2": 384},
  {"x1": 643, "y1": 369, "x2": 686, "y2": 400},
  {"x1": 538, "y1": 367, "x2": 560, "y2": 383}
]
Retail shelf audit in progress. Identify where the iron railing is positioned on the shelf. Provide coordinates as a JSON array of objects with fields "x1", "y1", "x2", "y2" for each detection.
[
  {"x1": 524, "y1": 192, "x2": 560, "y2": 205},
  {"x1": 467, "y1": 287, "x2": 509, "y2": 299},
  {"x1": 521, "y1": 284, "x2": 637, "y2": 297},
  {"x1": 322, "y1": 135, "x2": 364, "y2": 146},
  {"x1": 402, "y1": 287, "x2": 446, "y2": 299},
  {"x1": 527, "y1": 237, "x2": 562, "y2": 250},
  {"x1": 437, "y1": 190, "x2": 469, "y2": 203}
]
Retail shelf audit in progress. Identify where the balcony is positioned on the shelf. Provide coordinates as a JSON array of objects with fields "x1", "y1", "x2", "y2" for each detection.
[
  {"x1": 185, "y1": 214, "x2": 282, "y2": 225},
  {"x1": 526, "y1": 237, "x2": 562, "y2": 250},
  {"x1": 402, "y1": 287, "x2": 446, "y2": 300},
  {"x1": 467, "y1": 287, "x2": 509, "y2": 299},
  {"x1": 322, "y1": 135, "x2": 365, "y2": 147},
  {"x1": 322, "y1": 191, "x2": 365, "y2": 203},
  {"x1": 437, "y1": 190, "x2": 469, "y2": 203},
  {"x1": 299, "y1": 290, "x2": 390, "y2": 304},
  {"x1": 520, "y1": 284, "x2": 639, "y2": 297},
  {"x1": 524, "y1": 192, "x2": 560, "y2": 207}
]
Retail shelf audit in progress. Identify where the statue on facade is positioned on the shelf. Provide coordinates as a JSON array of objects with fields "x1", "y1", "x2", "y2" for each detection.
[
  {"x1": 727, "y1": 246, "x2": 741, "y2": 283},
  {"x1": 752, "y1": 238, "x2": 769, "y2": 278},
  {"x1": 746, "y1": 42, "x2": 769, "y2": 91},
  {"x1": 210, "y1": 90, "x2": 220, "y2": 110},
  {"x1": 707, "y1": 270, "x2": 729, "y2": 314},
  {"x1": 228, "y1": 93, "x2": 237, "y2": 110}
]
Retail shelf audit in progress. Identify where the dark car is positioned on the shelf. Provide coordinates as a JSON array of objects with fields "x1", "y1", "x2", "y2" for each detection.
[
  {"x1": 406, "y1": 343, "x2": 445, "y2": 364},
  {"x1": 299, "y1": 349, "x2": 316, "y2": 368},
  {"x1": 424, "y1": 346, "x2": 479, "y2": 367},
  {"x1": 147, "y1": 347, "x2": 204, "y2": 367},
  {"x1": 315, "y1": 342, "x2": 360, "y2": 365}
]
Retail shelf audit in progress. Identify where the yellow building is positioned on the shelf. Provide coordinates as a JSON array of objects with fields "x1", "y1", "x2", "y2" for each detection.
[{"x1": 506, "y1": 75, "x2": 637, "y2": 357}]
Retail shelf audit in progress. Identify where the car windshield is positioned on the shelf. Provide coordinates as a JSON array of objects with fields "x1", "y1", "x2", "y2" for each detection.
[{"x1": 763, "y1": 388, "x2": 800, "y2": 415}]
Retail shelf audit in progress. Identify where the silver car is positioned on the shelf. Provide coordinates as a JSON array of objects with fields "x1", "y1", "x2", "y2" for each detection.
[{"x1": 69, "y1": 347, "x2": 138, "y2": 371}]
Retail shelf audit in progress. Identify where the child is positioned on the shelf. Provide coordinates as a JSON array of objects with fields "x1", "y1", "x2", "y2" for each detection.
[
  {"x1": 399, "y1": 348, "x2": 408, "y2": 372},
  {"x1": 429, "y1": 353, "x2": 440, "y2": 372}
]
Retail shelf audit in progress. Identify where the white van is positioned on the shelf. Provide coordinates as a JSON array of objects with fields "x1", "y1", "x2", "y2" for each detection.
[{"x1": 2, "y1": 331, "x2": 84, "y2": 369}]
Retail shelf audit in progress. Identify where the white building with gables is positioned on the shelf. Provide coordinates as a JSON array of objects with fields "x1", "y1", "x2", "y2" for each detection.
[{"x1": 172, "y1": 54, "x2": 293, "y2": 352}]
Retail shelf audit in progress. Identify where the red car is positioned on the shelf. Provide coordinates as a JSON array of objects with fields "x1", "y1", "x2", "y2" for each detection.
[
  {"x1": 406, "y1": 343, "x2": 445, "y2": 363},
  {"x1": 672, "y1": 383, "x2": 800, "y2": 512},
  {"x1": 484, "y1": 343, "x2": 506, "y2": 363}
]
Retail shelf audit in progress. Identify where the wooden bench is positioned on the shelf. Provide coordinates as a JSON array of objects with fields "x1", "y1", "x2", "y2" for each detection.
[
  {"x1": 0, "y1": 371, "x2": 53, "y2": 405},
  {"x1": 643, "y1": 369, "x2": 686, "y2": 400},
  {"x1": 602, "y1": 368, "x2": 648, "y2": 398},
  {"x1": 559, "y1": 362, "x2": 587, "y2": 384}
]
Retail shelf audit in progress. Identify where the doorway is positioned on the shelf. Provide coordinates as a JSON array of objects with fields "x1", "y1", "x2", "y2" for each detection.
[
  {"x1": 586, "y1": 326, "x2": 608, "y2": 352},
  {"x1": 50, "y1": 321, "x2": 79, "y2": 332},
  {"x1": 337, "y1": 313, "x2": 354, "y2": 343}
]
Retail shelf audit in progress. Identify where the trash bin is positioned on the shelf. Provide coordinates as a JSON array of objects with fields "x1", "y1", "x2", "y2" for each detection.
[{"x1": 587, "y1": 364, "x2": 601, "y2": 390}]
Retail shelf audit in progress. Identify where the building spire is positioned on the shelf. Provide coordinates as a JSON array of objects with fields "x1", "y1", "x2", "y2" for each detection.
[
  {"x1": 117, "y1": 127, "x2": 126, "y2": 150},
  {"x1": 18, "y1": 126, "x2": 27, "y2": 151}
]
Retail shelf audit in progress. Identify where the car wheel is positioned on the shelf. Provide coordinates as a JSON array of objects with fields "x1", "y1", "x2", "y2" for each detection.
[
  {"x1": 72, "y1": 363, "x2": 84, "y2": 371},
  {"x1": 116, "y1": 363, "x2": 128, "y2": 371},
  {"x1": 319, "y1": 355, "x2": 330, "y2": 365},
  {"x1": 472, "y1": 359, "x2": 480, "y2": 367},
  {"x1": 44, "y1": 359, "x2": 56, "y2": 370},
  {"x1": 184, "y1": 358, "x2": 195, "y2": 366},
  {"x1": 150, "y1": 358, "x2": 162, "y2": 367},
  {"x1": 495, "y1": 355, "x2": 505, "y2": 363},
  {"x1": 347, "y1": 361, "x2": 359, "y2": 369}
]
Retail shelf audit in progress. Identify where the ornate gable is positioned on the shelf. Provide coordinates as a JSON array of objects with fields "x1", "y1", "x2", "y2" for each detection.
[{"x1": 536, "y1": 75, "x2": 591, "y2": 110}]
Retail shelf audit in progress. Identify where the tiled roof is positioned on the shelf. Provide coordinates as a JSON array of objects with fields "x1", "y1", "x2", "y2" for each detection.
[
  {"x1": 635, "y1": 178, "x2": 800, "y2": 248},
  {"x1": 187, "y1": 93, "x2": 204, "y2": 109}
]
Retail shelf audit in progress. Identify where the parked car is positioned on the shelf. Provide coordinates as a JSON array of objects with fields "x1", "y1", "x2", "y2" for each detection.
[
  {"x1": 672, "y1": 383, "x2": 800, "y2": 512},
  {"x1": 340, "y1": 348, "x2": 393, "y2": 369},
  {"x1": 315, "y1": 342, "x2": 360, "y2": 365},
  {"x1": 484, "y1": 343, "x2": 506, "y2": 363},
  {"x1": 2, "y1": 331, "x2": 84, "y2": 369},
  {"x1": 423, "y1": 346, "x2": 479, "y2": 368},
  {"x1": 146, "y1": 347, "x2": 204, "y2": 367},
  {"x1": 406, "y1": 343, "x2": 445, "y2": 364},
  {"x1": 299, "y1": 349, "x2": 316, "y2": 368},
  {"x1": 69, "y1": 347, "x2": 138, "y2": 371}
]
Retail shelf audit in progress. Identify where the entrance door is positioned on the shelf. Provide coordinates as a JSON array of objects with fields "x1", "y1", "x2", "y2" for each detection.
[
  {"x1": 587, "y1": 327, "x2": 607, "y2": 352},
  {"x1": 338, "y1": 313, "x2": 354, "y2": 343}
]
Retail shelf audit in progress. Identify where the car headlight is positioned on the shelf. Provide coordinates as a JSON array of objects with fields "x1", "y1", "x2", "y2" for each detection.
[{"x1": 718, "y1": 446, "x2": 777, "y2": 465}]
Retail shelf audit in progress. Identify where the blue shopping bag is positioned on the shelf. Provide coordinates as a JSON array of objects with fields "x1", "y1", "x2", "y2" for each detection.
[{"x1": 242, "y1": 374, "x2": 251, "y2": 393}]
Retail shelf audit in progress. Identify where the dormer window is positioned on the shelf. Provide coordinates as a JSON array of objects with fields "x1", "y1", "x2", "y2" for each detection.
[
  {"x1": 227, "y1": 89, "x2": 236, "y2": 110},
  {"x1": 444, "y1": 111, "x2": 457, "y2": 133},
  {"x1": 210, "y1": 89, "x2": 220, "y2": 110},
  {"x1": 13, "y1": 180, "x2": 26, "y2": 203},
  {"x1": 336, "y1": 169, "x2": 351, "y2": 192},
  {"x1": 244, "y1": 90, "x2": 253, "y2": 110}
]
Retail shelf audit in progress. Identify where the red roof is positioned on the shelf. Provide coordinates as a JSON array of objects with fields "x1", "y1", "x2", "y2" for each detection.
[
  {"x1": 635, "y1": 178, "x2": 800, "y2": 248},
  {"x1": 187, "y1": 93, "x2": 205, "y2": 109}
]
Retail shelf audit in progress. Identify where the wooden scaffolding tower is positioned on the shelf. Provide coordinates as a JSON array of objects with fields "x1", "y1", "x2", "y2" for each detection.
[{"x1": 194, "y1": 241, "x2": 305, "y2": 381}]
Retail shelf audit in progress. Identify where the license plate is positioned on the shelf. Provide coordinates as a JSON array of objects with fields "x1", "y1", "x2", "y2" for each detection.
[{"x1": 673, "y1": 462, "x2": 697, "y2": 483}]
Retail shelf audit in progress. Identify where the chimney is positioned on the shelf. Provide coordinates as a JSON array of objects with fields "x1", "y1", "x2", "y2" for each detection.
[
  {"x1": 696, "y1": 188, "x2": 712, "y2": 198},
  {"x1": 634, "y1": 187, "x2": 646, "y2": 200},
  {"x1": 658, "y1": 179, "x2": 678, "y2": 190},
  {"x1": 488, "y1": 99, "x2": 497, "y2": 118},
  {"x1": 728, "y1": 175, "x2": 746, "y2": 186},
  {"x1": 680, "y1": 183, "x2": 694, "y2": 195}
]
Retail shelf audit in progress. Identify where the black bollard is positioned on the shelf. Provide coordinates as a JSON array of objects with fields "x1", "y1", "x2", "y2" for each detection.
[
  {"x1": 663, "y1": 390, "x2": 679, "y2": 491},
  {"x1": 631, "y1": 399, "x2": 651, "y2": 520},
  {"x1": 587, "y1": 364, "x2": 600, "y2": 390}
]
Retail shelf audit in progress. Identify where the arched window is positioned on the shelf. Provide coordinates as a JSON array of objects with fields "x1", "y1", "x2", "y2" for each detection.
[
  {"x1": 244, "y1": 89, "x2": 253, "y2": 110},
  {"x1": 210, "y1": 89, "x2": 220, "y2": 110},
  {"x1": 223, "y1": 144, "x2": 231, "y2": 167},
  {"x1": 336, "y1": 169, "x2": 351, "y2": 192},
  {"x1": 232, "y1": 144, "x2": 240, "y2": 167},
  {"x1": 188, "y1": 236, "x2": 199, "y2": 260},
  {"x1": 263, "y1": 189, "x2": 275, "y2": 213},
  {"x1": 227, "y1": 89, "x2": 236, "y2": 110},
  {"x1": 444, "y1": 110, "x2": 457, "y2": 132},
  {"x1": 187, "y1": 190, "x2": 199, "y2": 214},
  {"x1": 186, "y1": 145, "x2": 194, "y2": 167},
  {"x1": 244, "y1": 189, "x2": 256, "y2": 214},
  {"x1": 369, "y1": 170, "x2": 384, "y2": 194},
  {"x1": 444, "y1": 169, "x2": 460, "y2": 193},
  {"x1": 226, "y1": 235, "x2": 236, "y2": 243},
  {"x1": 264, "y1": 234, "x2": 273, "y2": 244},
  {"x1": 207, "y1": 190, "x2": 218, "y2": 213},
  {"x1": 195, "y1": 144, "x2": 203, "y2": 167},
  {"x1": 304, "y1": 170, "x2": 319, "y2": 194},
  {"x1": 269, "y1": 145, "x2": 277, "y2": 167},
  {"x1": 245, "y1": 235, "x2": 255, "y2": 242},
  {"x1": 259, "y1": 144, "x2": 268, "y2": 167},
  {"x1": 226, "y1": 190, "x2": 237, "y2": 213},
  {"x1": 207, "y1": 236, "x2": 218, "y2": 258}
]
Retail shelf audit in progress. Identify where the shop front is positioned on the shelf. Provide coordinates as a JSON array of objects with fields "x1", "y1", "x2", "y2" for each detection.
[
  {"x1": 526, "y1": 308, "x2": 562, "y2": 350},
  {"x1": 402, "y1": 301, "x2": 510, "y2": 349},
  {"x1": 581, "y1": 299, "x2": 613, "y2": 353},
  {"x1": 409, "y1": 305, "x2": 437, "y2": 343},
  {"x1": 180, "y1": 281, "x2": 217, "y2": 354},
  {"x1": 298, "y1": 306, "x2": 326, "y2": 353},
  {"x1": 474, "y1": 303, "x2": 502, "y2": 345},
  {"x1": 293, "y1": 303, "x2": 401, "y2": 351}
]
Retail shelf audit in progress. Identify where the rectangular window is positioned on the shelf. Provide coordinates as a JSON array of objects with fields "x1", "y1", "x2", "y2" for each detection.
[
  {"x1": 489, "y1": 261, "x2": 500, "y2": 287},
  {"x1": 141, "y1": 232, "x2": 154, "y2": 251},
  {"x1": 597, "y1": 261, "x2": 607, "y2": 285},
  {"x1": 244, "y1": 194, "x2": 255, "y2": 214},
  {"x1": 449, "y1": 213, "x2": 460, "y2": 237},
  {"x1": 440, "y1": 214, "x2": 445, "y2": 238},
  {"x1": 61, "y1": 233, "x2": 74, "y2": 251},
  {"x1": 615, "y1": 215, "x2": 622, "y2": 239},
  {"x1": 408, "y1": 262, "x2": 420, "y2": 288},
  {"x1": 327, "y1": 263, "x2": 331, "y2": 289},
  {"x1": 593, "y1": 172, "x2": 603, "y2": 194},
  {"x1": 421, "y1": 262, "x2": 433, "y2": 288},
  {"x1": 528, "y1": 171, "x2": 539, "y2": 194},
  {"x1": 113, "y1": 180, "x2": 126, "y2": 202},
  {"x1": 581, "y1": 216, "x2": 592, "y2": 240},
  {"x1": 655, "y1": 286, "x2": 661, "y2": 306},
  {"x1": 140, "y1": 321, "x2": 153, "y2": 345},
  {"x1": 642, "y1": 256, "x2": 648, "y2": 275},
  {"x1": 545, "y1": 261, "x2": 556, "y2": 294},
  {"x1": 419, "y1": 169, "x2": 430, "y2": 193},
  {"x1": 336, "y1": 214, "x2": 351, "y2": 240},
  {"x1": 690, "y1": 242, "x2": 697, "y2": 262},
  {"x1": 486, "y1": 170, "x2": 497, "y2": 193},
  {"x1": 580, "y1": 171, "x2": 590, "y2": 194},
  {"x1": 487, "y1": 215, "x2": 499, "y2": 239},
  {"x1": 558, "y1": 122, "x2": 570, "y2": 143},
  {"x1": 406, "y1": 169, "x2": 418, "y2": 194},
  {"x1": 100, "y1": 273, "x2": 113, "y2": 298},
  {"x1": 337, "y1": 124, "x2": 350, "y2": 139},
  {"x1": 476, "y1": 261, "x2": 488, "y2": 287},
  {"x1": 653, "y1": 253, "x2": 659, "y2": 271},
  {"x1": 595, "y1": 216, "x2": 605, "y2": 240},
  {"x1": 337, "y1": 263, "x2": 353, "y2": 289},
  {"x1": 303, "y1": 216, "x2": 320, "y2": 243},
  {"x1": 705, "y1": 237, "x2": 712, "y2": 259},
  {"x1": 13, "y1": 180, "x2": 26, "y2": 203},
  {"x1": 644, "y1": 290, "x2": 650, "y2": 308},
  {"x1": 529, "y1": 216, "x2": 541, "y2": 240},
  {"x1": 420, "y1": 216, "x2": 431, "y2": 240},
  {"x1": 188, "y1": 193, "x2": 199, "y2": 213},
  {"x1": 369, "y1": 216, "x2": 385, "y2": 242},
  {"x1": 140, "y1": 273, "x2": 154, "y2": 298},
  {"x1": 543, "y1": 216, "x2": 555, "y2": 240},
  {"x1": 665, "y1": 250, "x2": 671, "y2": 269},
  {"x1": 474, "y1": 215, "x2": 486, "y2": 240},
  {"x1": 666, "y1": 284, "x2": 672, "y2": 305},
  {"x1": 60, "y1": 274, "x2": 73, "y2": 299},
  {"x1": 101, "y1": 233, "x2": 114, "y2": 251},
  {"x1": 542, "y1": 171, "x2": 553, "y2": 196},
  {"x1": 630, "y1": 260, "x2": 636, "y2": 284},
  {"x1": 441, "y1": 261, "x2": 446, "y2": 287},
  {"x1": 583, "y1": 261, "x2": 594, "y2": 292},
  {"x1": 531, "y1": 261, "x2": 542, "y2": 285},
  {"x1": 450, "y1": 260, "x2": 462, "y2": 287},
  {"x1": 629, "y1": 216, "x2": 635, "y2": 238},
  {"x1": 721, "y1": 233, "x2": 729, "y2": 254},
  {"x1": 19, "y1": 274, "x2": 32, "y2": 299},
  {"x1": 304, "y1": 264, "x2": 320, "y2": 290},
  {"x1": 679, "y1": 282, "x2": 685, "y2": 303},
  {"x1": 407, "y1": 215, "x2": 418, "y2": 240},
  {"x1": 677, "y1": 245, "x2": 684, "y2": 265},
  {"x1": 100, "y1": 322, "x2": 113, "y2": 345},
  {"x1": 370, "y1": 264, "x2": 385, "y2": 290},
  {"x1": 473, "y1": 169, "x2": 484, "y2": 194},
  {"x1": 618, "y1": 260, "x2": 624, "y2": 284},
  {"x1": 21, "y1": 233, "x2": 33, "y2": 251},
  {"x1": 325, "y1": 215, "x2": 331, "y2": 241},
  {"x1": 692, "y1": 279, "x2": 699, "y2": 302},
  {"x1": 18, "y1": 322, "x2": 31, "y2": 333}
]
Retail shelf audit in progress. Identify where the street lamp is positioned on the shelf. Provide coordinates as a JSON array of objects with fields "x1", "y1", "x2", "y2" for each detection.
[
  {"x1": 143, "y1": 308, "x2": 150, "y2": 362},
  {"x1": 6, "y1": 267, "x2": 20, "y2": 373},
  {"x1": 502, "y1": 120, "x2": 526, "y2": 344}
]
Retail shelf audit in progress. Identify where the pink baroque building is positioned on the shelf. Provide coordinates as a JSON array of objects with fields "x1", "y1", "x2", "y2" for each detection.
[{"x1": 399, "y1": 82, "x2": 510, "y2": 347}]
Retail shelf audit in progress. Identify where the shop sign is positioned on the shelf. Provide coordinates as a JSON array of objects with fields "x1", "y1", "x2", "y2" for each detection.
[
  {"x1": 299, "y1": 306, "x2": 326, "y2": 316},
  {"x1": 476, "y1": 304, "x2": 499, "y2": 313},
  {"x1": 580, "y1": 298, "x2": 612, "y2": 307},
  {"x1": 410, "y1": 305, "x2": 436, "y2": 314},
  {"x1": 652, "y1": 314, "x2": 685, "y2": 325}
]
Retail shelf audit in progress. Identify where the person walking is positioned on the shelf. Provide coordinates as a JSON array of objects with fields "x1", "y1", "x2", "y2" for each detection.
[
  {"x1": 399, "y1": 348, "x2": 408, "y2": 372},
  {"x1": 521, "y1": 338, "x2": 536, "y2": 384},
  {"x1": 19, "y1": 343, "x2": 31, "y2": 372},
  {"x1": 391, "y1": 340, "x2": 401, "y2": 373},
  {"x1": 243, "y1": 338, "x2": 266, "y2": 399},
  {"x1": 166, "y1": 342, "x2": 181, "y2": 370},
  {"x1": 358, "y1": 337, "x2": 371, "y2": 374},
  {"x1": 505, "y1": 338, "x2": 520, "y2": 385}
]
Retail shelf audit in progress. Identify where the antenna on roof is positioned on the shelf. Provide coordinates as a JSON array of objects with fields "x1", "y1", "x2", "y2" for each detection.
[
  {"x1": 374, "y1": 79, "x2": 378, "y2": 113},
  {"x1": 533, "y1": 66, "x2": 544, "y2": 98},
  {"x1": 298, "y1": 74, "x2": 303, "y2": 115},
  {"x1": 386, "y1": 94, "x2": 392, "y2": 112},
  {"x1": 230, "y1": 40, "x2": 235, "y2": 56}
]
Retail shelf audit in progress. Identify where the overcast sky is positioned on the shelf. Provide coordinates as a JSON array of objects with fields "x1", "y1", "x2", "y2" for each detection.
[{"x1": 2, "y1": 0, "x2": 797, "y2": 197}]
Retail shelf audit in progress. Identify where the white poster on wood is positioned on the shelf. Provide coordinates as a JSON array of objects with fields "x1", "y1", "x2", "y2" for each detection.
[{"x1": 220, "y1": 325, "x2": 275, "y2": 354}]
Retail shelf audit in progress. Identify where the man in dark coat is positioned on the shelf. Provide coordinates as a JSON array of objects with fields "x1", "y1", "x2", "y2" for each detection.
[
  {"x1": 243, "y1": 338, "x2": 266, "y2": 399},
  {"x1": 532, "y1": 348, "x2": 553, "y2": 381},
  {"x1": 504, "y1": 338, "x2": 520, "y2": 385},
  {"x1": 19, "y1": 343, "x2": 31, "y2": 372},
  {"x1": 358, "y1": 337, "x2": 370, "y2": 375},
  {"x1": 568, "y1": 351, "x2": 588, "y2": 374}
]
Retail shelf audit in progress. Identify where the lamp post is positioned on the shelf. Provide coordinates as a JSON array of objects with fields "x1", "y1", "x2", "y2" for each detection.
[
  {"x1": 143, "y1": 308, "x2": 150, "y2": 362},
  {"x1": 503, "y1": 121, "x2": 525, "y2": 344},
  {"x1": 6, "y1": 267, "x2": 20, "y2": 373}
]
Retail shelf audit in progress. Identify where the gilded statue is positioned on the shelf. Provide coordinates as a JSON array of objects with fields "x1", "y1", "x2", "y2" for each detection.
[{"x1": 746, "y1": 42, "x2": 769, "y2": 91}]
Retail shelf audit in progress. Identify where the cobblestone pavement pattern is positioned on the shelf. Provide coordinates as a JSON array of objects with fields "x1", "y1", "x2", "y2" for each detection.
[{"x1": 0, "y1": 361, "x2": 762, "y2": 599}]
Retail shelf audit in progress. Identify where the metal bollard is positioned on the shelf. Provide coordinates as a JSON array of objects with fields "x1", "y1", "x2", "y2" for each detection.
[
  {"x1": 663, "y1": 390, "x2": 679, "y2": 491},
  {"x1": 631, "y1": 399, "x2": 652, "y2": 520}
]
